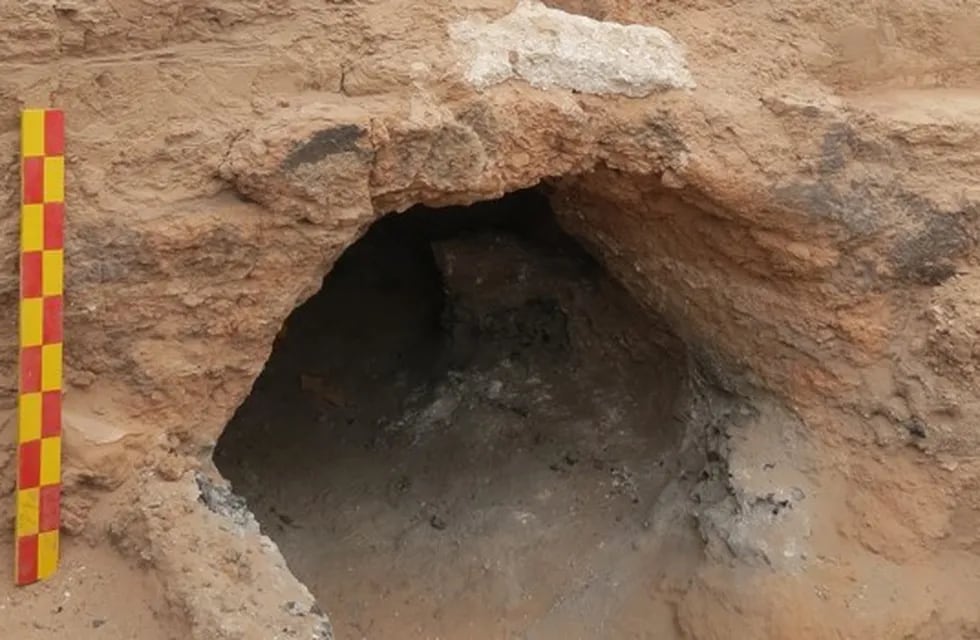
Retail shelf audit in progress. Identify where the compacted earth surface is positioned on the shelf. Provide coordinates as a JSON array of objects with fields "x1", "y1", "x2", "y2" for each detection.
[{"x1": 216, "y1": 192, "x2": 701, "y2": 639}]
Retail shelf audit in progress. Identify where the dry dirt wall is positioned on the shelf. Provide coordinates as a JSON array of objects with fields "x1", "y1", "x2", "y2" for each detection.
[{"x1": 1, "y1": 0, "x2": 979, "y2": 638}]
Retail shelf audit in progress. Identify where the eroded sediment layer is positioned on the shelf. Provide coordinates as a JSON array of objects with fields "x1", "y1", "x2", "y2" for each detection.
[{"x1": 0, "y1": 1, "x2": 978, "y2": 638}]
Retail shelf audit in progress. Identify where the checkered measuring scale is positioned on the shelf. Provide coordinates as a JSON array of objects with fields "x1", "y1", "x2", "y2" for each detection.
[{"x1": 15, "y1": 108, "x2": 64, "y2": 586}]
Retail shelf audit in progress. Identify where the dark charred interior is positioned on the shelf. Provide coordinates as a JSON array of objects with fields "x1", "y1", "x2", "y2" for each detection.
[{"x1": 214, "y1": 188, "x2": 696, "y2": 638}]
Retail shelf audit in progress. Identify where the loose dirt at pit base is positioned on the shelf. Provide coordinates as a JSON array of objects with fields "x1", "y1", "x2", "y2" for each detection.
[
  {"x1": 216, "y1": 196, "x2": 703, "y2": 639},
  {"x1": 0, "y1": 540, "x2": 185, "y2": 640}
]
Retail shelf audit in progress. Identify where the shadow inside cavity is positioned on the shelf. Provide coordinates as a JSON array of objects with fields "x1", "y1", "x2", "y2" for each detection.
[{"x1": 215, "y1": 188, "x2": 691, "y2": 639}]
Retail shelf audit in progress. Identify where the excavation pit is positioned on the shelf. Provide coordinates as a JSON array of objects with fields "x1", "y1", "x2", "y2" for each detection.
[{"x1": 215, "y1": 189, "x2": 699, "y2": 638}]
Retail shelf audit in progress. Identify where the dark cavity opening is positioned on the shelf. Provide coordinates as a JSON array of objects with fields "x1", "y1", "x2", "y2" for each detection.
[{"x1": 215, "y1": 188, "x2": 690, "y2": 638}]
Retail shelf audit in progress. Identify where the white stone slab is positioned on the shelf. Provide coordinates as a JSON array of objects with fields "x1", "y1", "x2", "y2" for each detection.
[{"x1": 450, "y1": 0, "x2": 695, "y2": 97}]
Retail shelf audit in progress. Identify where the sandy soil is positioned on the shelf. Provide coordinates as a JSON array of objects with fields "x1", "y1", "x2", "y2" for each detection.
[
  {"x1": 0, "y1": 536, "x2": 183, "y2": 640},
  {"x1": 0, "y1": 0, "x2": 978, "y2": 637}
]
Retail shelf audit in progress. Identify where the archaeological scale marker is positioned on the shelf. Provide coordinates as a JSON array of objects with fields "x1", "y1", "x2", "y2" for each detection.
[{"x1": 15, "y1": 108, "x2": 64, "y2": 586}]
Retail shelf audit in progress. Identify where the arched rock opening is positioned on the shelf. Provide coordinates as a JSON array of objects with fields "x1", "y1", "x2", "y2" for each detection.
[
  {"x1": 1, "y1": 2, "x2": 979, "y2": 638},
  {"x1": 215, "y1": 188, "x2": 706, "y2": 638}
]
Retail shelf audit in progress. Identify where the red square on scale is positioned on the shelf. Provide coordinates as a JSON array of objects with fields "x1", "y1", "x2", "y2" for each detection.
[
  {"x1": 44, "y1": 111, "x2": 65, "y2": 156},
  {"x1": 41, "y1": 391, "x2": 61, "y2": 437},
  {"x1": 18, "y1": 439, "x2": 41, "y2": 489},
  {"x1": 22, "y1": 251, "x2": 42, "y2": 298},
  {"x1": 22, "y1": 157, "x2": 44, "y2": 205},
  {"x1": 44, "y1": 202, "x2": 64, "y2": 250},
  {"x1": 43, "y1": 296, "x2": 62, "y2": 344},
  {"x1": 16, "y1": 534, "x2": 38, "y2": 585},
  {"x1": 20, "y1": 345, "x2": 42, "y2": 393},
  {"x1": 39, "y1": 484, "x2": 61, "y2": 532}
]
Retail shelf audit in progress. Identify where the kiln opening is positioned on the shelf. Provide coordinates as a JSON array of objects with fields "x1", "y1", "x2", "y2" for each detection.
[{"x1": 215, "y1": 188, "x2": 694, "y2": 638}]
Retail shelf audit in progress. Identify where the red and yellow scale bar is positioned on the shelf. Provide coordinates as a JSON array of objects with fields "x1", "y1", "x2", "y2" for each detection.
[{"x1": 15, "y1": 109, "x2": 64, "y2": 586}]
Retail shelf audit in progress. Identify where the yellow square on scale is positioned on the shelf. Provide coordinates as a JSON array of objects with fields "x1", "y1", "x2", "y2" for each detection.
[
  {"x1": 21, "y1": 110, "x2": 45, "y2": 158},
  {"x1": 16, "y1": 487, "x2": 39, "y2": 537},
  {"x1": 41, "y1": 343, "x2": 62, "y2": 391},
  {"x1": 19, "y1": 392, "x2": 42, "y2": 442},
  {"x1": 37, "y1": 530, "x2": 59, "y2": 579},
  {"x1": 43, "y1": 156, "x2": 64, "y2": 203},
  {"x1": 21, "y1": 204, "x2": 44, "y2": 252},
  {"x1": 20, "y1": 297, "x2": 43, "y2": 347},
  {"x1": 40, "y1": 436, "x2": 61, "y2": 486},
  {"x1": 42, "y1": 249, "x2": 63, "y2": 296}
]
